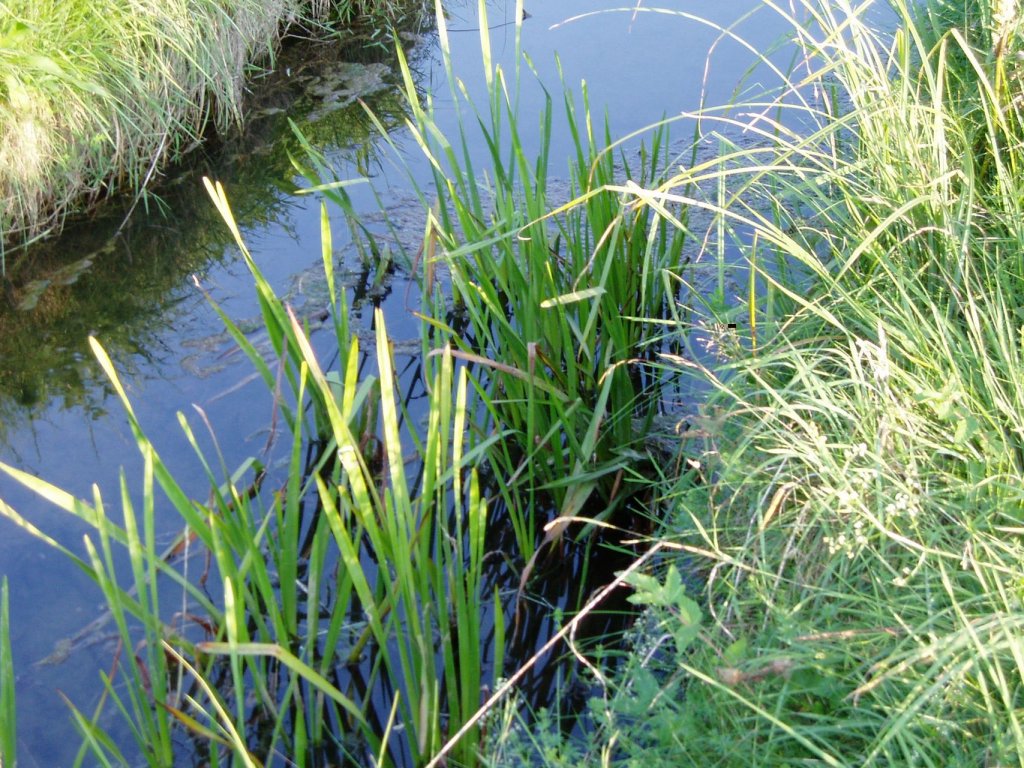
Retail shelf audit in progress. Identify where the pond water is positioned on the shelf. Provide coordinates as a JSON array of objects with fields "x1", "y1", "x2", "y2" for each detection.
[{"x1": 0, "y1": 2, "x2": 798, "y2": 764}]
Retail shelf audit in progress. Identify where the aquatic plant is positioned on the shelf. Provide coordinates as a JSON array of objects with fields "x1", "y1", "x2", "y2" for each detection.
[
  {"x1": 0, "y1": 1, "x2": 694, "y2": 762},
  {"x1": 204, "y1": 180, "x2": 504, "y2": 766},
  {"x1": 0, "y1": 578, "x2": 13, "y2": 768},
  {"x1": 361, "y1": 0, "x2": 689, "y2": 562},
  {"x1": 0, "y1": 178, "x2": 506, "y2": 766}
]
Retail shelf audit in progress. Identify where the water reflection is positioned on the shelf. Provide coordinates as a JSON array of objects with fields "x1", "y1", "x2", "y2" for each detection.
[{"x1": 0, "y1": 39, "x2": 418, "y2": 438}]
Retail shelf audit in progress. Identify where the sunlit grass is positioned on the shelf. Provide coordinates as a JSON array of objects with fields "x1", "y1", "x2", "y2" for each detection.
[
  {"x1": 0, "y1": 0, "x2": 692, "y2": 762},
  {"x1": 0, "y1": 0, "x2": 424, "y2": 261},
  {"x1": 11, "y1": 0, "x2": 1023, "y2": 764},
  {"x1": 351, "y1": 0, "x2": 691, "y2": 564},
  {"x1": 497, "y1": 0, "x2": 1024, "y2": 765},
  {"x1": 0, "y1": 176, "x2": 508, "y2": 765}
]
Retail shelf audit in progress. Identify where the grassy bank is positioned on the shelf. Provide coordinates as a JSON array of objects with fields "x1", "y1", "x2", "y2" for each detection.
[
  {"x1": 0, "y1": 0, "x2": 419, "y2": 262},
  {"x1": 490, "y1": 0, "x2": 1024, "y2": 764}
]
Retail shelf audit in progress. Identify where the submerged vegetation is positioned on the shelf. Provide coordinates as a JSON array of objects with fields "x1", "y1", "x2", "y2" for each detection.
[
  {"x1": 0, "y1": 0, "x2": 424, "y2": 259},
  {"x1": 4, "y1": 0, "x2": 1024, "y2": 765}
]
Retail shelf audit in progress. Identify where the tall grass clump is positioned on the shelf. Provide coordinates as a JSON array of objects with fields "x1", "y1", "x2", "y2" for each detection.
[
  {"x1": 0, "y1": 179, "x2": 503, "y2": 766},
  {"x1": 478, "y1": 0, "x2": 1024, "y2": 765},
  {"x1": 0, "y1": 0, "x2": 423, "y2": 259},
  {"x1": 363, "y1": 0, "x2": 688, "y2": 561}
]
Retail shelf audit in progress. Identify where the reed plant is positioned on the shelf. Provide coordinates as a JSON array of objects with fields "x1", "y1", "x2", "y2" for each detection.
[
  {"x1": 0, "y1": 578, "x2": 13, "y2": 768},
  {"x1": 488, "y1": 0, "x2": 1024, "y2": 764},
  {"x1": 0, "y1": 2, "x2": 694, "y2": 761},
  {"x1": 204, "y1": 181, "x2": 505, "y2": 766},
  {"x1": 24, "y1": 0, "x2": 1024, "y2": 762},
  {"x1": 0, "y1": 178, "x2": 503, "y2": 766},
  {"x1": 361, "y1": 0, "x2": 689, "y2": 562}
]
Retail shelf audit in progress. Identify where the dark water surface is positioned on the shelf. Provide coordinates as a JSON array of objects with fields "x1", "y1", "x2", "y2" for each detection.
[{"x1": 0, "y1": 2, "x2": 794, "y2": 763}]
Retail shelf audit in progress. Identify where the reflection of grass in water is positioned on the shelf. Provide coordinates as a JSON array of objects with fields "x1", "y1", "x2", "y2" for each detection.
[{"x1": 0, "y1": 38, "x2": 417, "y2": 438}]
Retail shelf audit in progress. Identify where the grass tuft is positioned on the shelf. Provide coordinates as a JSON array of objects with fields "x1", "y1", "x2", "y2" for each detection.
[
  {"x1": 356, "y1": 0, "x2": 690, "y2": 564},
  {"x1": 0, "y1": 178, "x2": 506, "y2": 766},
  {"x1": 0, "y1": 0, "x2": 425, "y2": 261}
]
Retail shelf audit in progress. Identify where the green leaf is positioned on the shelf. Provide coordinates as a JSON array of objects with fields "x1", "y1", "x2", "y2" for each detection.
[
  {"x1": 197, "y1": 642, "x2": 368, "y2": 728},
  {"x1": 0, "y1": 578, "x2": 14, "y2": 767},
  {"x1": 622, "y1": 570, "x2": 664, "y2": 605},
  {"x1": 723, "y1": 637, "x2": 748, "y2": 665}
]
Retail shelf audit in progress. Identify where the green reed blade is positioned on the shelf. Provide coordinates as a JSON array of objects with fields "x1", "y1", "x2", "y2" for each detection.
[{"x1": 0, "y1": 579, "x2": 14, "y2": 768}]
